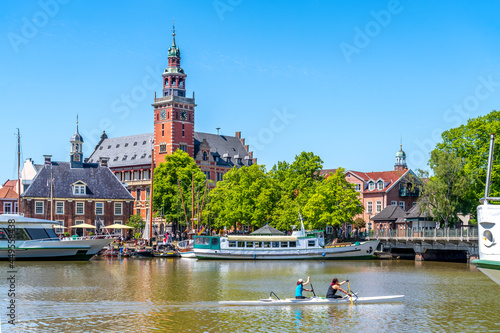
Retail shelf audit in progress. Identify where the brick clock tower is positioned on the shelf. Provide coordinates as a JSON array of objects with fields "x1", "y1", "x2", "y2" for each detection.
[{"x1": 153, "y1": 24, "x2": 196, "y2": 166}]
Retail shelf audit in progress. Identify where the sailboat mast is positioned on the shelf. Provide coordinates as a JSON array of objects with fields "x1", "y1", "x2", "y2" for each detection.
[
  {"x1": 177, "y1": 180, "x2": 189, "y2": 229},
  {"x1": 191, "y1": 172, "x2": 194, "y2": 233},
  {"x1": 17, "y1": 128, "x2": 20, "y2": 214},
  {"x1": 149, "y1": 145, "x2": 154, "y2": 241},
  {"x1": 50, "y1": 166, "x2": 54, "y2": 221}
]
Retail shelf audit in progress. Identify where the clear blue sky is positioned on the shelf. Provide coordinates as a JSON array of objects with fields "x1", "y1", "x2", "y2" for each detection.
[{"x1": 2, "y1": 0, "x2": 500, "y2": 181}]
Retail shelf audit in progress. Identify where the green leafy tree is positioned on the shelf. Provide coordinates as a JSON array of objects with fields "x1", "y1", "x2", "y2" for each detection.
[
  {"x1": 208, "y1": 164, "x2": 276, "y2": 230},
  {"x1": 268, "y1": 152, "x2": 324, "y2": 229},
  {"x1": 353, "y1": 217, "x2": 366, "y2": 230},
  {"x1": 126, "y1": 214, "x2": 144, "y2": 231},
  {"x1": 207, "y1": 152, "x2": 331, "y2": 232},
  {"x1": 153, "y1": 150, "x2": 207, "y2": 228},
  {"x1": 434, "y1": 110, "x2": 500, "y2": 212},
  {"x1": 303, "y1": 168, "x2": 363, "y2": 229},
  {"x1": 418, "y1": 149, "x2": 470, "y2": 228}
]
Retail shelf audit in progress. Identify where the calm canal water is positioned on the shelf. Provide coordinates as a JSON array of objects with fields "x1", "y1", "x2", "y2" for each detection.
[{"x1": 1, "y1": 258, "x2": 499, "y2": 332}]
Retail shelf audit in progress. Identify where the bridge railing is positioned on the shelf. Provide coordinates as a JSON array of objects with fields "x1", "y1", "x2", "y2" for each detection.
[{"x1": 366, "y1": 227, "x2": 478, "y2": 241}]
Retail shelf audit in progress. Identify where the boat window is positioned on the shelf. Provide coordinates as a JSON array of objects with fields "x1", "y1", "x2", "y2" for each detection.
[
  {"x1": 272, "y1": 241, "x2": 280, "y2": 248},
  {"x1": 228, "y1": 241, "x2": 236, "y2": 247},
  {"x1": 194, "y1": 237, "x2": 210, "y2": 245},
  {"x1": 0, "y1": 229, "x2": 9, "y2": 240},
  {"x1": 12, "y1": 228, "x2": 30, "y2": 240},
  {"x1": 237, "y1": 241, "x2": 245, "y2": 247},
  {"x1": 45, "y1": 229, "x2": 59, "y2": 240},
  {"x1": 308, "y1": 240, "x2": 316, "y2": 247},
  {"x1": 289, "y1": 241, "x2": 296, "y2": 248},
  {"x1": 245, "y1": 241, "x2": 253, "y2": 248},
  {"x1": 254, "y1": 242, "x2": 262, "y2": 248},
  {"x1": 211, "y1": 238, "x2": 219, "y2": 246},
  {"x1": 263, "y1": 242, "x2": 271, "y2": 248},
  {"x1": 281, "y1": 242, "x2": 288, "y2": 248},
  {"x1": 25, "y1": 228, "x2": 50, "y2": 240}
]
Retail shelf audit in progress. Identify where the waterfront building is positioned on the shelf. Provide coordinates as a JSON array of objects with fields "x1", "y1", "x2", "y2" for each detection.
[
  {"x1": 87, "y1": 28, "x2": 256, "y2": 222},
  {"x1": 345, "y1": 145, "x2": 421, "y2": 232},
  {"x1": 20, "y1": 158, "x2": 43, "y2": 194},
  {"x1": 20, "y1": 124, "x2": 135, "y2": 235},
  {"x1": 322, "y1": 145, "x2": 421, "y2": 234},
  {"x1": 0, "y1": 180, "x2": 18, "y2": 214}
]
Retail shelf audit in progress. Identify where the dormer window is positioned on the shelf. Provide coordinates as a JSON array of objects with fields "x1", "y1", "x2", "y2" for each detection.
[
  {"x1": 377, "y1": 181, "x2": 384, "y2": 190},
  {"x1": 73, "y1": 183, "x2": 86, "y2": 195},
  {"x1": 203, "y1": 151, "x2": 208, "y2": 161},
  {"x1": 368, "y1": 182, "x2": 375, "y2": 191}
]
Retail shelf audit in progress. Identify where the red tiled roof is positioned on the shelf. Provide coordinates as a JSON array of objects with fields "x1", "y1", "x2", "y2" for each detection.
[
  {"x1": 2, "y1": 179, "x2": 17, "y2": 188},
  {"x1": 349, "y1": 170, "x2": 406, "y2": 182},
  {"x1": 0, "y1": 187, "x2": 17, "y2": 199},
  {"x1": 347, "y1": 169, "x2": 409, "y2": 194},
  {"x1": 320, "y1": 169, "x2": 337, "y2": 177}
]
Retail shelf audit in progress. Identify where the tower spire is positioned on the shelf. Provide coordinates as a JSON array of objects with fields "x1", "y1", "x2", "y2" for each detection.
[
  {"x1": 70, "y1": 115, "x2": 84, "y2": 168},
  {"x1": 172, "y1": 18, "x2": 176, "y2": 46}
]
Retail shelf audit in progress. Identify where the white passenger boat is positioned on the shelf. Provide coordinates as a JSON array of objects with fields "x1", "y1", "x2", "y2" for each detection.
[
  {"x1": 0, "y1": 214, "x2": 113, "y2": 260},
  {"x1": 219, "y1": 294, "x2": 404, "y2": 306},
  {"x1": 472, "y1": 134, "x2": 500, "y2": 285},
  {"x1": 193, "y1": 220, "x2": 379, "y2": 260}
]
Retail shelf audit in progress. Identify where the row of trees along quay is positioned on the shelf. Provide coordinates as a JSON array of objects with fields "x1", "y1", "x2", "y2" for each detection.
[{"x1": 125, "y1": 110, "x2": 500, "y2": 234}]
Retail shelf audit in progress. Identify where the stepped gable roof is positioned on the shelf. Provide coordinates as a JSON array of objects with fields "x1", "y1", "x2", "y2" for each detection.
[
  {"x1": 22, "y1": 162, "x2": 134, "y2": 200},
  {"x1": 88, "y1": 133, "x2": 154, "y2": 168},
  {"x1": 250, "y1": 224, "x2": 285, "y2": 236},
  {"x1": 0, "y1": 187, "x2": 17, "y2": 199},
  {"x1": 370, "y1": 205, "x2": 407, "y2": 221},
  {"x1": 194, "y1": 132, "x2": 252, "y2": 167},
  {"x1": 348, "y1": 170, "x2": 408, "y2": 193}
]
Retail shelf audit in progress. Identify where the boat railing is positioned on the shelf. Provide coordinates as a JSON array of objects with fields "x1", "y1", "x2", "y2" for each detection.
[
  {"x1": 479, "y1": 197, "x2": 500, "y2": 203},
  {"x1": 367, "y1": 227, "x2": 478, "y2": 242},
  {"x1": 62, "y1": 235, "x2": 117, "y2": 241}
]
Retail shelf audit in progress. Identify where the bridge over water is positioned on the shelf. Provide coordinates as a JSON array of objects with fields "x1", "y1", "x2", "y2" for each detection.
[{"x1": 366, "y1": 228, "x2": 479, "y2": 262}]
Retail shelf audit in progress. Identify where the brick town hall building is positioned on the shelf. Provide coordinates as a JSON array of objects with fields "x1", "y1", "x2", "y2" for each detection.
[{"x1": 88, "y1": 29, "x2": 256, "y2": 221}]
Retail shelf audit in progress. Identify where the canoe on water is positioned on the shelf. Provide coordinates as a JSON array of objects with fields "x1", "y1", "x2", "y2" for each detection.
[{"x1": 219, "y1": 294, "x2": 404, "y2": 306}]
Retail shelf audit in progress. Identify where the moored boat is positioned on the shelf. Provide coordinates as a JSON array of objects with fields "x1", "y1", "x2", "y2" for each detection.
[
  {"x1": 0, "y1": 214, "x2": 113, "y2": 260},
  {"x1": 194, "y1": 221, "x2": 378, "y2": 260},
  {"x1": 134, "y1": 248, "x2": 154, "y2": 258},
  {"x1": 177, "y1": 239, "x2": 196, "y2": 258},
  {"x1": 472, "y1": 134, "x2": 500, "y2": 285}
]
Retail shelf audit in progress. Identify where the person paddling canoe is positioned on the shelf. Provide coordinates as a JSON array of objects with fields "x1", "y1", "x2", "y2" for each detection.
[
  {"x1": 326, "y1": 278, "x2": 351, "y2": 299},
  {"x1": 295, "y1": 276, "x2": 312, "y2": 299}
]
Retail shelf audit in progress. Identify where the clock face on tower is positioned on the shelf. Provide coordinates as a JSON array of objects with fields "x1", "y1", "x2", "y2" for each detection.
[
  {"x1": 180, "y1": 111, "x2": 188, "y2": 121},
  {"x1": 160, "y1": 110, "x2": 166, "y2": 120}
]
